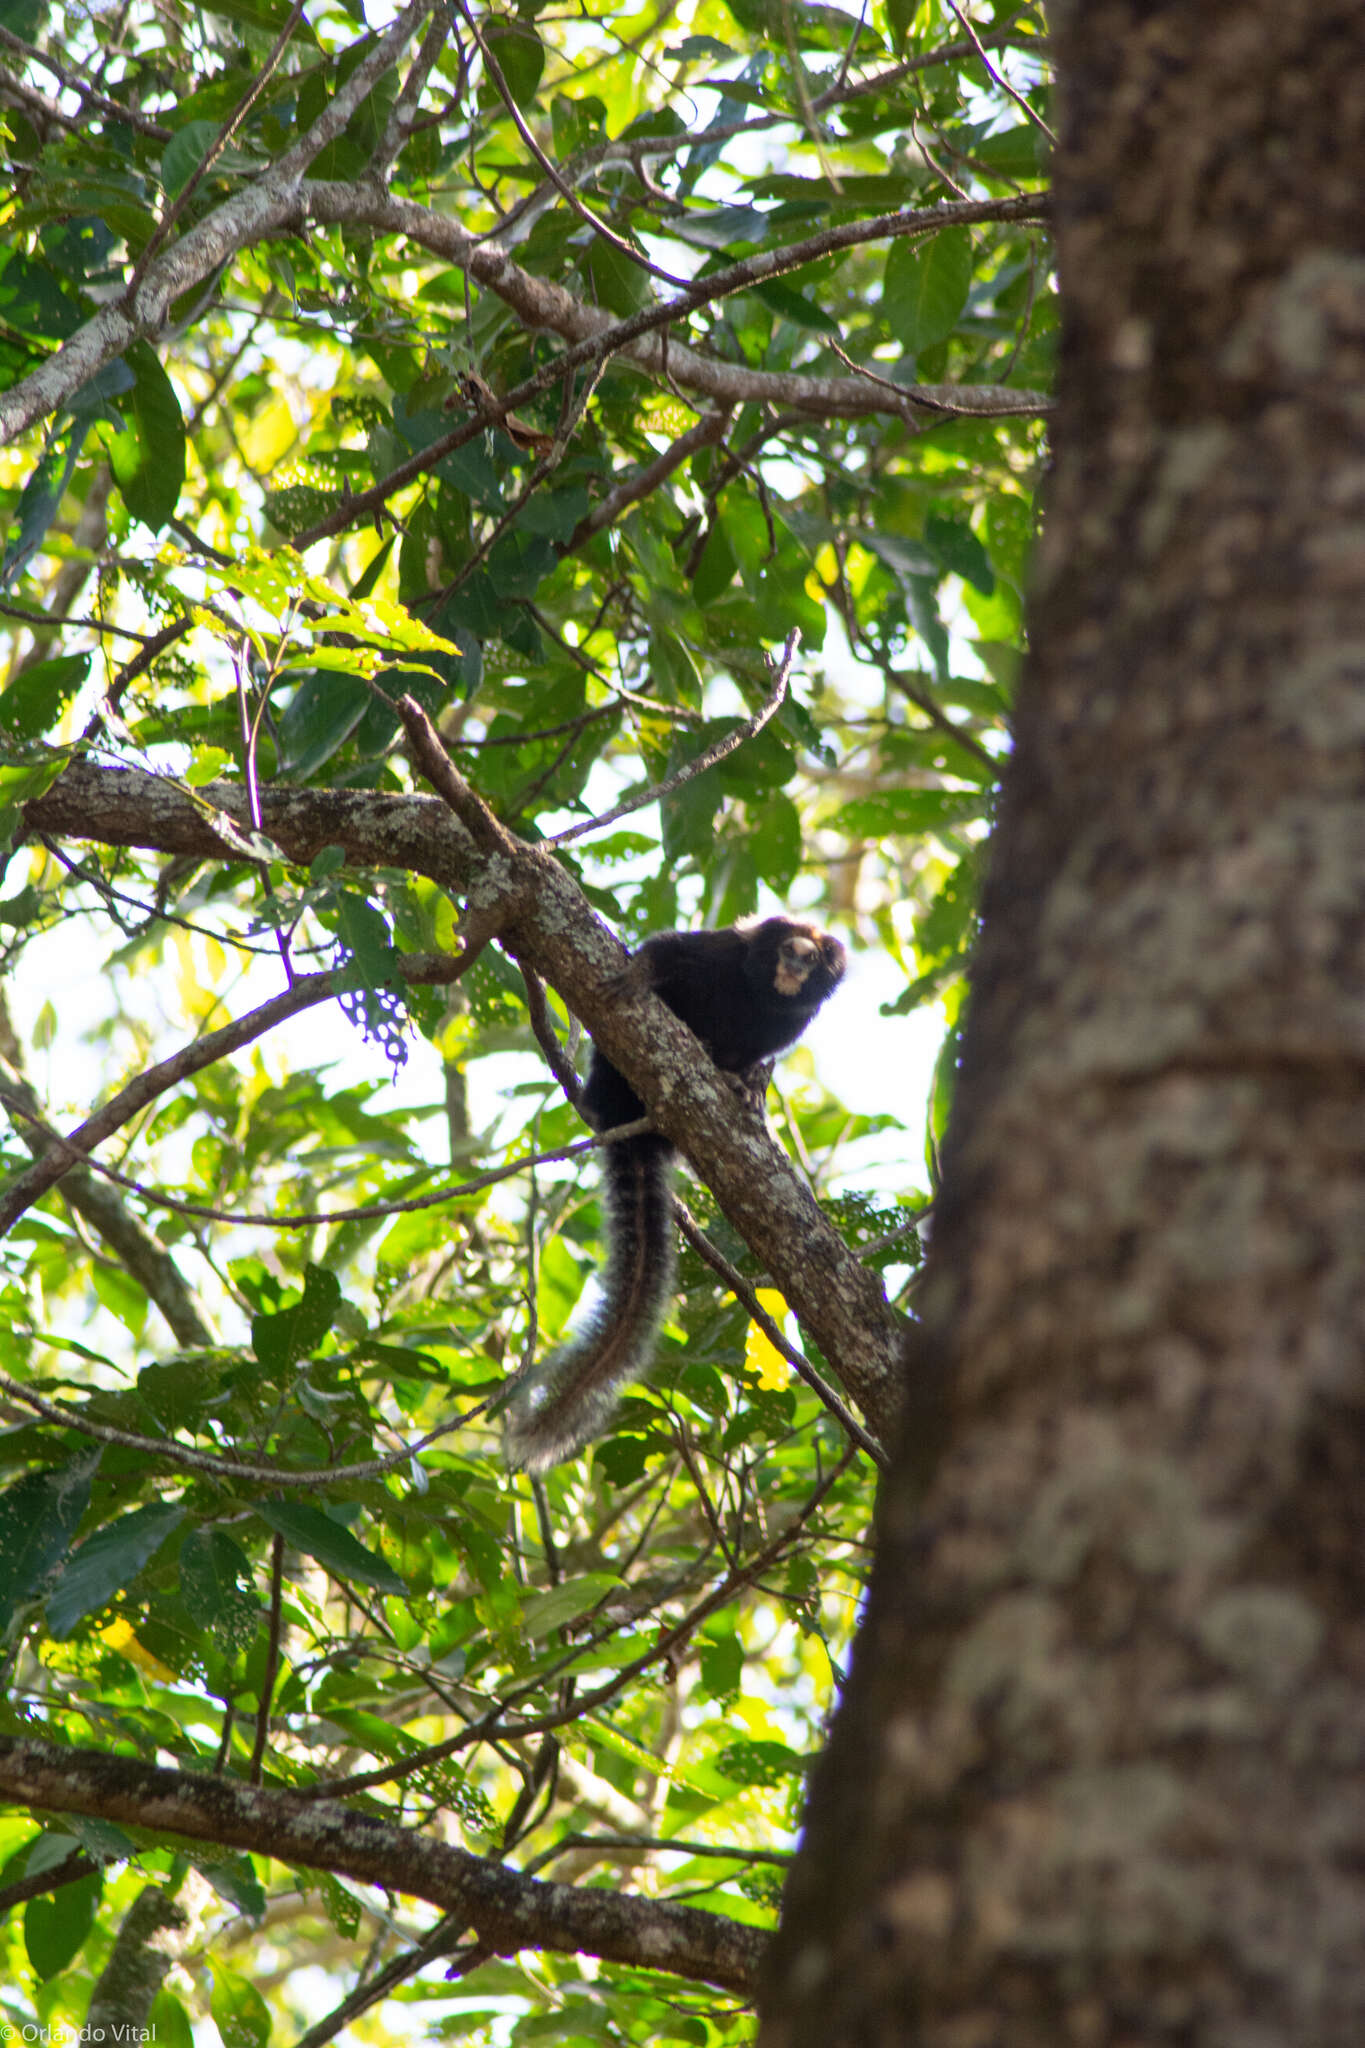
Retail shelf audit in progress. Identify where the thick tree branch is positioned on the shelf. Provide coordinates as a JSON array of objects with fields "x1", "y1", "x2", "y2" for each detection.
[
  {"x1": 306, "y1": 182, "x2": 1050, "y2": 423},
  {"x1": 23, "y1": 759, "x2": 906, "y2": 1441},
  {"x1": 0, "y1": 1738, "x2": 766, "y2": 1995},
  {"x1": 2, "y1": 141, "x2": 1046, "y2": 454},
  {"x1": 86, "y1": 1886, "x2": 192, "y2": 2036},
  {"x1": 0, "y1": 0, "x2": 436, "y2": 443}
]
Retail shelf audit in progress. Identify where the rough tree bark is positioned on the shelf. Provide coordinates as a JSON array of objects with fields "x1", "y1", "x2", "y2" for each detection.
[{"x1": 760, "y1": 3, "x2": 1365, "y2": 2043}]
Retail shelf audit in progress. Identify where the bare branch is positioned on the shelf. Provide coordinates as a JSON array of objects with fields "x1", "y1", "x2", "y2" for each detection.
[
  {"x1": 1, "y1": 1091, "x2": 625, "y2": 1229},
  {"x1": 0, "y1": 1359, "x2": 483, "y2": 1489},
  {"x1": 0, "y1": 1847, "x2": 97, "y2": 1916},
  {"x1": 306, "y1": 1446, "x2": 859, "y2": 1797},
  {"x1": 545, "y1": 630, "x2": 797, "y2": 848},
  {"x1": 0, "y1": 23, "x2": 172, "y2": 137},
  {"x1": 457, "y1": 0, "x2": 690, "y2": 289},
  {"x1": 0, "y1": 1738, "x2": 767, "y2": 1995},
  {"x1": 566, "y1": 408, "x2": 731, "y2": 552},
  {"x1": 0, "y1": 1001, "x2": 213, "y2": 1347},
  {"x1": 250, "y1": 1535, "x2": 286, "y2": 1785},
  {"x1": 0, "y1": 972, "x2": 340, "y2": 1238},
  {"x1": 86, "y1": 1887, "x2": 191, "y2": 2036},
  {"x1": 946, "y1": 0, "x2": 1057, "y2": 145}
]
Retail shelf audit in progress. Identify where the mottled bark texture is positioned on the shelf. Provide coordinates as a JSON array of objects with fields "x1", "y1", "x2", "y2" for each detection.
[
  {"x1": 85, "y1": 1886, "x2": 191, "y2": 2034},
  {"x1": 760, "y1": 4, "x2": 1365, "y2": 2044}
]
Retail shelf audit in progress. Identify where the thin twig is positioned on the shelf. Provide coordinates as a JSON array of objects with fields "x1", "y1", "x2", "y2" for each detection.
[
  {"x1": 0, "y1": 1849, "x2": 98, "y2": 1916},
  {"x1": 250, "y1": 1535, "x2": 285, "y2": 1784},
  {"x1": 566, "y1": 409, "x2": 731, "y2": 552},
  {"x1": 520, "y1": 964, "x2": 585, "y2": 1110},
  {"x1": 946, "y1": 0, "x2": 1057, "y2": 145},
  {"x1": 0, "y1": 973, "x2": 340, "y2": 1238},
  {"x1": 430, "y1": 358, "x2": 608, "y2": 606},
  {"x1": 544, "y1": 630, "x2": 798, "y2": 848},
  {"x1": 521, "y1": 1831, "x2": 792, "y2": 1878},
  {"x1": 289, "y1": 1916, "x2": 469, "y2": 2048},
  {"x1": 456, "y1": 0, "x2": 691, "y2": 291},
  {"x1": 827, "y1": 337, "x2": 988, "y2": 417},
  {"x1": 1, "y1": 1093, "x2": 646, "y2": 1229},
  {"x1": 374, "y1": 0, "x2": 452, "y2": 170},
  {"x1": 0, "y1": 1363, "x2": 491, "y2": 1489},
  {"x1": 124, "y1": 0, "x2": 309, "y2": 294},
  {"x1": 296, "y1": 1447, "x2": 858, "y2": 1800},
  {"x1": 672, "y1": 1202, "x2": 887, "y2": 1468},
  {"x1": 0, "y1": 22, "x2": 171, "y2": 136}
]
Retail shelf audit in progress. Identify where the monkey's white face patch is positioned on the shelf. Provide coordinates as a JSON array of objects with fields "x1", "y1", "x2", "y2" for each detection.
[{"x1": 774, "y1": 937, "x2": 818, "y2": 996}]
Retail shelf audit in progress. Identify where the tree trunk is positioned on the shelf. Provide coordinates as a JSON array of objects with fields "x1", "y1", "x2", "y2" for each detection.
[{"x1": 760, "y1": 3, "x2": 1365, "y2": 2042}]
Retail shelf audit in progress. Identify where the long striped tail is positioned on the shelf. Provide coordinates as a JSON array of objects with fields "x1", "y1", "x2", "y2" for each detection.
[{"x1": 505, "y1": 1135, "x2": 676, "y2": 1474}]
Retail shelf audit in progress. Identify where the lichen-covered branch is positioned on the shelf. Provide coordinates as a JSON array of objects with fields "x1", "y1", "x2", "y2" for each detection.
[{"x1": 0, "y1": 1738, "x2": 766, "y2": 1995}]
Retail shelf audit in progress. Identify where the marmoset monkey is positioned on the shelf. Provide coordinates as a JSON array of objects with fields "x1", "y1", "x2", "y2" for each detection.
[{"x1": 505, "y1": 917, "x2": 847, "y2": 1474}]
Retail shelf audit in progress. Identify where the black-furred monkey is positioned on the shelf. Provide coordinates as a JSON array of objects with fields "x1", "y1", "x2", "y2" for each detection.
[{"x1": 505, "y1": 917, "x2": 846, "y2": 1473}]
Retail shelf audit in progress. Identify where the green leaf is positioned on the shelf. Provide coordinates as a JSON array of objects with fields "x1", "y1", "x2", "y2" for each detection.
[
  {"x1": 883, "y1": 227, "x2": 974, "y2": 355},
  {"x1": 0, "y1": 250, "x2": 86, "y2": 340},
  {"x1": 333, "y1": 891, "x2": 397, "y2": 989},
  {"x1": 161, "y1": 119, "x2": 219, "y2": 197},
  {"x1": 750, "y1": 277, "x2": 840, "y2": 332},
  {"x1": 668, "y1": 203, "x2": 770, "y2": 251},
  {"x1": 150, "y1": 1991, "x2": 196, "y2": 2048},
  {"x1": 925, "y1": 510, "x2": 995, "y2": 595},
  {"x1": 550, "y1": 91, "x2": 606, "y2": 155},
  {"x1": 210, "y1": 1965, "x2": 272, "y2": 2048},
  {"x1": 195, "y1": 1855, "x2": 268, "y2": 1921},
  {"x1": 24, "y1": 1868, "x2": 102, "y2": 1979},
  {"x1": 91, "y1": 1258, "x2": 149, "y2": 1337},
  {"x1": 1, "y1": 415, "x2": 93, "y2": 589},
  {"x1": 251, "y1": 1262, "x2": 343, "y2": 1370},
  {"x1": 278, "y1": 668, "x2": 371, "y2": 778},
  {"x1": 482, "y1": 19, "x2": 545, "y2": 108},
  {"x1": 137, "y1": 1354, "x2": 221, "y2": 1431},
  {"x1": 697, "y1": 1633, "x2": 743, "y2": 1701},
  {"x1": 63, "y1": 1814, "x2": 137, "y2": 1864},
  {"x1": 664, "y1": 33, "x2": 732, "y2": 59},
  {"x1": 180, "y1": 1529, "x2": 262, "y2": 1650},
  {"x1": 0, "y1": 653, "x2": 90, "y2": 741},
  {"x1": 0, "y1": 755, "x2": 70, "y2": 852},
  {"x1": 513, "y1": 484, "x2": 591, "y2": 543},
  {"x1": 715, "y1": 1737, "x2": 806, "y2": 1785},
  {"x1": 692, "y1": 517, "x2": 738, "y2": 605},
  {"x1": 46, "y1": 1501, "x2": 185, "y2": 1639},
  {"x1": 520, "y1": 1573, "x2": 617, "y2": 1640},
  {"x1": 0, "y1": 1454, "x2": 99, "y2": 1630},
  {"x1": 314, "y1": 1872, "x2": 362, "y2": 1938},
  {"x1": 254, "y1": 1500, "x2": 405, "y2": 1596},
  {"x1": 106, "y1": 341, "x2": 186, "y2": 533},
  {"x1": 839, "y1": 789, "x2": 981, "y2": 837},
  {"x1": 582, "y1": 237, "x2": 653, "y2": 316},
  {"x1": 972, "y1": 122, "x2": 1047, "y2": 179}
]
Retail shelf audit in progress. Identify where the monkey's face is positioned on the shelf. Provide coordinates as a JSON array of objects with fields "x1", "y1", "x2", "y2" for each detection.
[{"x1": 772, "y1": 927, "x2": 846, "y2": 999}]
